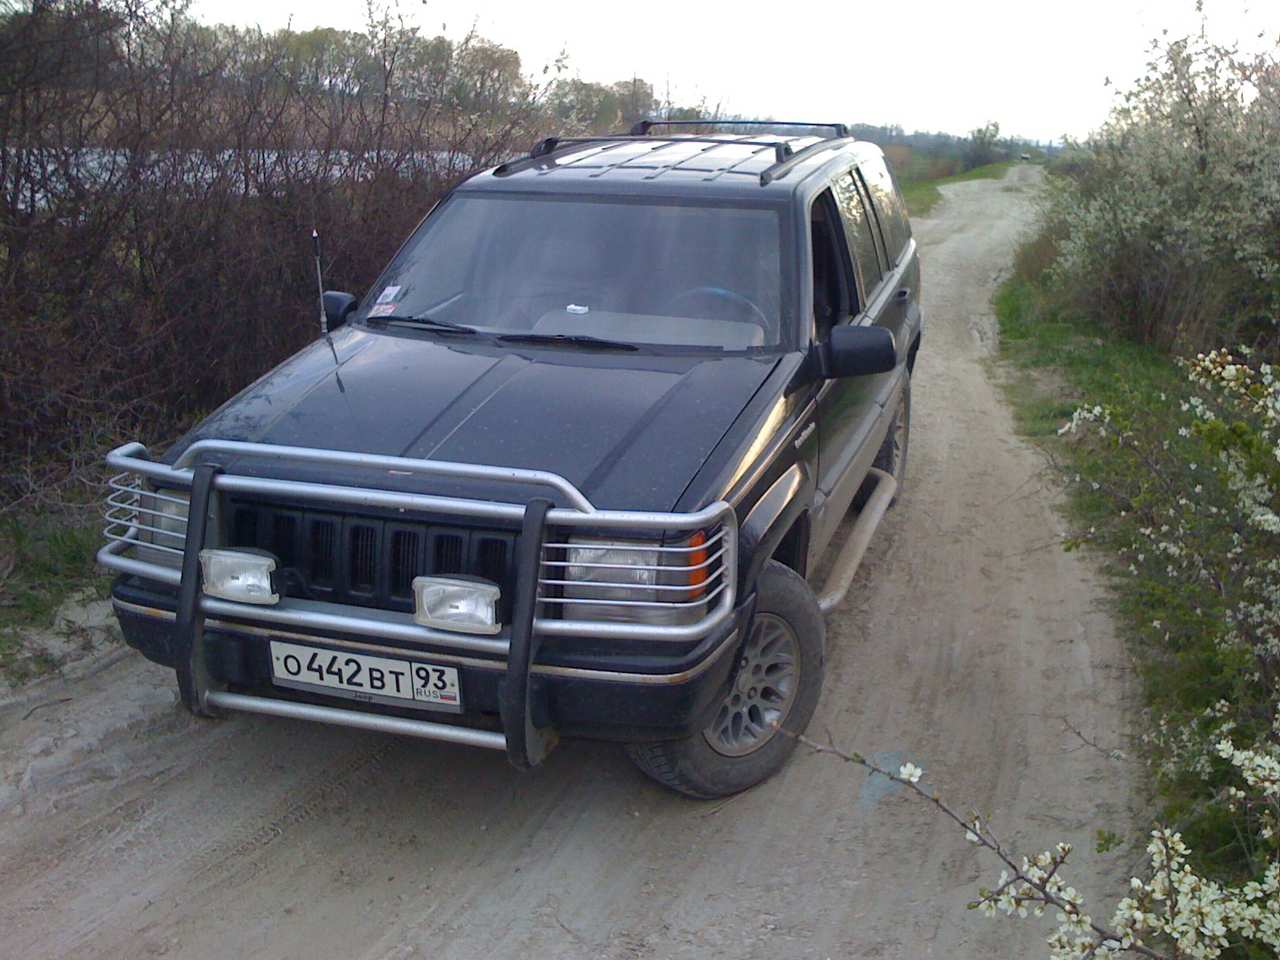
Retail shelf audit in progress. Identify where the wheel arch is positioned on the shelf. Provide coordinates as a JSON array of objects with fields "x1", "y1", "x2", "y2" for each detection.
[
  {"x1": 907, "y1": 330, "x2": 922, "y2": 373},
  {"x1": 738, "y1": 462, "x2": 814, "y2": 593}
]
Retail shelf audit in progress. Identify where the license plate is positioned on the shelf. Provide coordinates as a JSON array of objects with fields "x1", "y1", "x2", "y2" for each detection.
[{"x1": 269, "y1": 640, "x2": 462, "y2": 714}]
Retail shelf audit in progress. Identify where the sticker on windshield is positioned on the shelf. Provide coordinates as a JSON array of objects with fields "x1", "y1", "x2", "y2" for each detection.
[
  {"x1": 368, "y1": 303, "x2": 396, "y2": 317},
  {"x1": 375, "y1": 285, "x2": 401, "y2": 305}
]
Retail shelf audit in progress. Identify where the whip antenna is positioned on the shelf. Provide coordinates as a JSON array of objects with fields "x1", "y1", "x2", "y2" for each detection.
[{"x1": 312, "y1": 228, "x2": 327, "y2": 337}]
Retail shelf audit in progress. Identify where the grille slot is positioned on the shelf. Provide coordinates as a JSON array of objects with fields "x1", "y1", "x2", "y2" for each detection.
[
  {"x1": 476, "y1": 536, "x2": 509, "y2": 584},
  {"x1": 433, "y1": 533, "x2": 465, "y2": 575},
  {"x1": 225, "y1": 500, "x2": 515, "y2": 614},
  {"x1": 347, "y1": 524, "x2": 378, "y2": 594},
  {"x1": 388, "y1": 529, "x2": 422, "y2": 598},
  {"x1": 309, "y1": 518, "x2": 337, "y2": 585},
  {"x1": 271, "y1": 513, "x2": 299, "y2": 567}
]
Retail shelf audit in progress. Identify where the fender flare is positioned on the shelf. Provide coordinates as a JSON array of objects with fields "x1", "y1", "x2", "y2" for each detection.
[{"x1": 737, "y1": 461, "x2": 813, "y2": 594}]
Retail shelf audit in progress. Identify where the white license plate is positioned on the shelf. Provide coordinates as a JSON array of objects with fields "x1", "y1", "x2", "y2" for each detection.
[{"x1": 269, "y1": 641, "x2": 462, "y2": 714}]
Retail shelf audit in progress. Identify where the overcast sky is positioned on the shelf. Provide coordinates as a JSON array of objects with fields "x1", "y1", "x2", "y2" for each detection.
[{"x1": 189, "y1": 0, "x2": 1276, "y2": 142}]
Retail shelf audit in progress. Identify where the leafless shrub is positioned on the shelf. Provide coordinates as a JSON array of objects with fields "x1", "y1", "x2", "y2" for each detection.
[{"x1": 0, "y1": 0, "x2": 551, "y2": 505}]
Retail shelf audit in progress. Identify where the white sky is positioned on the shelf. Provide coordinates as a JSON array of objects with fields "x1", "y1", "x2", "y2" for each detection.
[{"x1": 189, "y1": 0, "x2": 1277, "y2": 142}]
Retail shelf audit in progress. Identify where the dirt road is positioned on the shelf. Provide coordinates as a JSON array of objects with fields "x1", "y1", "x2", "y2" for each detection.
[{"x1": 0, "y1": 164, "x2": 1137, "y2": 959}]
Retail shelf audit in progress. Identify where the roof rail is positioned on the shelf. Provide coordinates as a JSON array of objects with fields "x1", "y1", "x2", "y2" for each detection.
[
  {"x1": 631, "y1": 118, "x2": 850, "y2": 139},
  {"x1": 757, "y1": 138, "x2": 853, "y2": 186},
  {"x1": 493, "y1": 135, "x2": 794, "y2": 176}
]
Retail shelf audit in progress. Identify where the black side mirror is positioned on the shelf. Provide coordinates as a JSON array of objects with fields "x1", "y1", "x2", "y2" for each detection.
[
  {"x1": 825, "y1": 324, "x2": 897, "y2": 378},
  {"x1": 323, "y1": 290, "x2": 358, "y2": 330}
]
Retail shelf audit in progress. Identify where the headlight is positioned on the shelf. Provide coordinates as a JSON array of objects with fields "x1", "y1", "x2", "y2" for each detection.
[
  {"x1": 557, "y1": 534, "x2": 712, "y2": 626},
  {"x1": 137, "y1": 486, "x2": 190, "y2": 568}
]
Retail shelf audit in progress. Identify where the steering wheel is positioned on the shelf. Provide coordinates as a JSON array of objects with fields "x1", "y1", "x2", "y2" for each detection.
[{"x1": 661, "y1": 286, "x2": 769, "y2": 333}]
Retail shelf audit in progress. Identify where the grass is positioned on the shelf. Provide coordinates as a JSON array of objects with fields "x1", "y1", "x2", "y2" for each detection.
[
  {"x1": 0, "y1": 514, "x2": 111, "y2": 683},
  {"x1": 901, "y1": 160, "x2": 1016, "y2": 217},
  {"x1": 994, "y1": 278, "x2": 1186, "y2": 437}
]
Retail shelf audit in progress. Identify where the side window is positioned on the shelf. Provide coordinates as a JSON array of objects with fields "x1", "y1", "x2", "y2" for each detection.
[
  {"x1": 809, "y1": 189, "x2": 854, "y2": 340},
  {"x1": 853, "y1": 168, "x2": 890, "y2": 274},
  {"x1": 831, "y1": 171, "x2": 884, "y2": 302},
  {"x1": 859, "y1": 156, "x2": 911, "y2": 265}
]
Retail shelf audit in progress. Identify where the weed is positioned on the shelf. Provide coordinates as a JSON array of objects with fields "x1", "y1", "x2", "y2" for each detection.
[{"x1": 0, "y1": 512, "x2": 110, "y2": 682}]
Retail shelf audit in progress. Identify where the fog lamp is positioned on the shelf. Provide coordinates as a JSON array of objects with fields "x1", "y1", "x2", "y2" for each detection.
[
  {"x1": 412, "y1": 576, "x2": 501, "y2": 635},
  {"x1": 199, "y1": 549, "x2": 279, "y2": 605}
]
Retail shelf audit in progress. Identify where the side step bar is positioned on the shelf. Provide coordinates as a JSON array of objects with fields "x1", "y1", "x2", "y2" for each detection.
[
  {"x1": 205, "y1": 690, "x2": 508, "y2": 750},
  {"x1": 817, "y1": 468, "x2": 898, "y2": 614}
]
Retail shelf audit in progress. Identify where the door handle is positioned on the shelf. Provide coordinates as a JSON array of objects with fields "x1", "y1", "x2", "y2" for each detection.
[{"x1": 894, "y1": 287, "x2": 911, "y2": 303}]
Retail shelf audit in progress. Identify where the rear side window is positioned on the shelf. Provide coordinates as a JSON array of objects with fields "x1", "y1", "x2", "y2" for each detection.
[
  {"x1": 831, "y1": 171, "x2": 884, "y2": 301},
  {"x1": 858, "y1": 156, "x2": 912, "y2": 265}
]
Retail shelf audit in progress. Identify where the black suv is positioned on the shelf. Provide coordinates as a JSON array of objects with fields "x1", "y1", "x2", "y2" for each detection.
[{"x1": 101, "y1": 120, "x2": 922, "y2": 798}]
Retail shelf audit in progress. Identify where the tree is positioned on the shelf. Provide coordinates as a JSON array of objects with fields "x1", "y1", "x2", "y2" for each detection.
[{"x1": 967, "y1": 120, "x2": 1002, "y2": 167}]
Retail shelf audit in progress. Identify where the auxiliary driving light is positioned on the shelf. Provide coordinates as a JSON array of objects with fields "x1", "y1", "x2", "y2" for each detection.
[
  {"x1": 199, "y1": 549, "x2": 279, "y2": 605},
  {"x1": 412, "y1": 576, "x2": 501, "y2": 635}
]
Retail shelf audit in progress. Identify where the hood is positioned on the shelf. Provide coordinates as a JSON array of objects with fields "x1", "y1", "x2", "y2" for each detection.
[{"x1": 171, "y1": 325, "x2": 779, "y2": 512}]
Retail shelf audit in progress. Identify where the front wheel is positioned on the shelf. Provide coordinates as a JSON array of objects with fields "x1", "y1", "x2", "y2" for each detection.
[{"x1": 625, "y1": 561, "x2": 825, "y2": 799}]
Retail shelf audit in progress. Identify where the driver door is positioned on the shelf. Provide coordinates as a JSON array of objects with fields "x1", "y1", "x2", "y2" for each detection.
[{"x1": 812, "y1": 185, "x2": 885, "y2": 559}]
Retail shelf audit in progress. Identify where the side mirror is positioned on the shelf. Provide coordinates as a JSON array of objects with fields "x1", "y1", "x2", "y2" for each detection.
[
  {"x1": 825, "y1": 324, "x2": 896, "y2": 378},
  {"x1": 323, "y1": 290, "x2": 358, "y2": 330}
]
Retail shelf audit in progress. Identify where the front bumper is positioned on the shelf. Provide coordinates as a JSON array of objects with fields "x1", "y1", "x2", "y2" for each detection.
[
  {"x1": 113, "y1": 581, "x2": 751, "y2": 743},
  {"x1": 99, "y1": 440, "x2": 743, "y2": 765}
]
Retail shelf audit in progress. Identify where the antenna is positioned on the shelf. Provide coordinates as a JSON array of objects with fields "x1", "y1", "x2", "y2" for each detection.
[{"x1": 312, "y1": 228, "x2": 327, "y2": 337}]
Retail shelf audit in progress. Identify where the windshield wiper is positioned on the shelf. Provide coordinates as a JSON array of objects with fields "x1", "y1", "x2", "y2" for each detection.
[
  {"x1": 496, "y1": 332, "x2": 639, "y2": 351},
  {"x1": 367, "y1": 313, "x2": 478, "y2": 335}
]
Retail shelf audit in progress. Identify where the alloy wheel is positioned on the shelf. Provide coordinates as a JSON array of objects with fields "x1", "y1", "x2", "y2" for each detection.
[{"x1": 703, "y1": 613, "x2": 800, "y2": 757}]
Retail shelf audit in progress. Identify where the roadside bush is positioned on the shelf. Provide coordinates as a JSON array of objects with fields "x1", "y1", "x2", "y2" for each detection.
[{"x1": 1048, "y1": 31, "x2": 1279, "y2": 355}]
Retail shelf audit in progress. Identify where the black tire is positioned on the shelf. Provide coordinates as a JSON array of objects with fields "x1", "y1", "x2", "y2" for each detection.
[
  {"x1": 853, "y1": 376, "x2": 911, "y2": 510},
  {"x1": 625, "y1": 561, "x2": 825, "y2": 799}
]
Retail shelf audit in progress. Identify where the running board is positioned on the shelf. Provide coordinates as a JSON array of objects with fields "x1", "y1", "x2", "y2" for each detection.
[
  {"x1": 204, "y1": 690, "x2": 508, "y2": 750},
  {"x1": 817, "y1": 468, "x2": 897, "y2": 614}
]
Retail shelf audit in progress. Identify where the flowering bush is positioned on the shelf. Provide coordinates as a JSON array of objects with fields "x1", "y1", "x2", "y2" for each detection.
[{"x1": 1048, "y1": 30, "x2": 1280, "y2": 354}]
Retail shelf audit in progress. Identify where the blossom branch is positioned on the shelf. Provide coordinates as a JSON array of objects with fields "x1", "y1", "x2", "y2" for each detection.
[{"x1": 792, "y1": 732, "x2": 1171, "y2": 959}]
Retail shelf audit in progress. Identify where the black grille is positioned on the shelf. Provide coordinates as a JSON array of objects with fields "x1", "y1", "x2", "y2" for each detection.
[{"x1": 225, "y1": 501, "x2": 516, "y2": 614}]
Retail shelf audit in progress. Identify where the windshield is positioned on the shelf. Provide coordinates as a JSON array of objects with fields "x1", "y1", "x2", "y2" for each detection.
[{"x1": 359, "y1": 194, "x2": 791, "y2": 351}]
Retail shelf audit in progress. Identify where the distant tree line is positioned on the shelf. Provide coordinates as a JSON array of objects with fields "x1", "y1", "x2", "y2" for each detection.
[{"x1": 849, "y1": 121, "x2": 1043, "y2": 181}]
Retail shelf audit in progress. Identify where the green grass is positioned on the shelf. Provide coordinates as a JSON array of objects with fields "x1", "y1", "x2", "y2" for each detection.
[
  {"x1": 901, "y1": 160, "x2": 1015, "y2": 217},
  {"x1": 0, "y1": 515, "x2": 110, "y2": 683},
  {"x1": 994, "y1": 278, "x2": 1186, "y2": 434}
]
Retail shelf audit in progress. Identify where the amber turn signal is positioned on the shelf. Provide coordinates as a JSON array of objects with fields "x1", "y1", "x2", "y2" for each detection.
[{"x1": 686, "y1": 530, "x2": 709, "y2": 598}]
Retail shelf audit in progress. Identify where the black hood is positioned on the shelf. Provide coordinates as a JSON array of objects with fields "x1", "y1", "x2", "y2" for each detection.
[{"x1": 171, "y1": 326, "x2": 778, "y2": 512}]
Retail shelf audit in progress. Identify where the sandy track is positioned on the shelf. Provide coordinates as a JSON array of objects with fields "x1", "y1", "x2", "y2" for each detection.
[{"x1": 0, "y1": 164, "x2": 1137, "y2": 959}]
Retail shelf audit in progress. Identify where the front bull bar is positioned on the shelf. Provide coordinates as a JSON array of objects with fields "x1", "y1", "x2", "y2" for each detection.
[
  {"x1": 99, "y1": 440, "x2": 737, "y2": 770},
  {"x1": 170, "y1": 466, "x2": 557, "y2": 768}
]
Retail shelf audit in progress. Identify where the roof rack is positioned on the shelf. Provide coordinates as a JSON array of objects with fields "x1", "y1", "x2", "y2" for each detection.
[
  {"x1": 631, "y1": 118, "x2": 850, "y2": 139},
  {"x1": 493, "y1": 135, "x2": 795, "y2": 177},
  {"x1": 491, "y1": 128, "x2": 857, "y2": 186}
]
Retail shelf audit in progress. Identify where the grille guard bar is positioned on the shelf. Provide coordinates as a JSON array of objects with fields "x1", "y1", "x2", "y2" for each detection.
[
  {"x1": 98, "y1": 440, "x2": 739, "y2": 647},
  {"x1": 98, "y1": 440, "x2": 739, "y2": 768}
]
